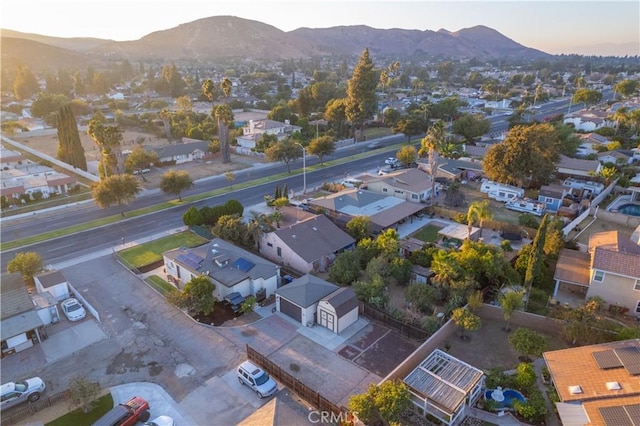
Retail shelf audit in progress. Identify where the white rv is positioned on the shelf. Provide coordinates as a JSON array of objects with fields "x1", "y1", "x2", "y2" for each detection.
[
  {"x1": 480, "y1": 180, "x2": 525, "y2": 202},
  {"x1": 505, "y1": 197, "x2": 546, "y2": 216}
]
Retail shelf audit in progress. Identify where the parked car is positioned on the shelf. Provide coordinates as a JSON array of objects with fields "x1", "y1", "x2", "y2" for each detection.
[
  {"x1": 92, "y1": 396, "x2": 150, "y2": 426},
  {"x1": 61, "y1": 298, "x2": 86, "y2": 322},
  {"x1": 143, "y1": 415, "x2": 174, "y2": 426},
  {"x1": 237, "y1": 361, "x2": 278, "y2": 398},
  {"x1": 1, "y1": 377, "x2": 46, "y2": 411}
]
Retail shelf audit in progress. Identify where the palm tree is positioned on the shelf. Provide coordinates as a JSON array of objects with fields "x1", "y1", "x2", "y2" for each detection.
[
  {"x1": 419, "y1": 120, "x2": 447, "y2": 204},
  {"x1": 214, "y1": 104, "x2": 234, "y2": 164},
  {"x1": 466, "y1": 200, "x2": 492, "y2": 240}
]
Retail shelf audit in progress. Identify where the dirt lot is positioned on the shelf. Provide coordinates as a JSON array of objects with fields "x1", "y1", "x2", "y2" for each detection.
[{"x1": 12, "y1": 128, "x2": 262, "y2": 189}]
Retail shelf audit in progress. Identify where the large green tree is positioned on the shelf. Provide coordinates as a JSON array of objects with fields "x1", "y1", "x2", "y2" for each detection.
[
  {"x1": 13, "y1": 64, "x2": 40, "y2": 101},
  {"x1": 348, "y1": 380, "x2": 411, "y2": 426},
  {"x1": 509, "y1": 328, "x2": 547, "y2": 361},
  {"x1": 346, "y1": 216, "x2": 371, "y2": 242},
  {"x1": 614, "y1": 79, "x2": 638, "y2": 98},
  {"x1": 307, "y1": 136, "x2": 335, "y2": 165},
  {"x1": 169, "y1": 275, "x2": 216, "y2": 315},
  {"x1": 56, "y1": 104, "x2": 87, "y2": 170},
  {"x1": 124, "y1": 145, "x2": 159, "y2": 173},
  {"x1": 160, "y1": 170, "x2": 194, "y2": 201},
  {"x1": 452, "y1": 113, "x2": 491, "y2": 143},
  {"x1": 466, "y1": 200, "x2": 492, "y2": 240},
  {"x1": 87, "y1": 120, "x2": 124, "y2": 178},
  {"x1": 7, "y1": 252, "x2": 43, "y2": 287},
  {"x1": 483, "y1": 123, "x2": 559, "y2": 188},
  {"x1": 573, "y1": 88, "x2": 602, "y2": 107},
  {"x1": 264, "y1": 138, "x2": 302, "y2": 173},
  {"x1": 91, "y1": 174, "x2": 140, "y2": 216},
  {"x1": 345, "y1": 48, "x2": 378, "y2": 141},
  {"x1": 214, "y1": 104, "x2": 234, "y2": 164}
]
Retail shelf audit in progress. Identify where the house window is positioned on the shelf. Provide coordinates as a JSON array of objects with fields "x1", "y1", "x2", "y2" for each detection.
[
  {"x1": 267, "y1": 242, "x2": 273, "y2": 247},
  {"x1": 383, "y1": 188, "x2": 388, "y2": 192},
  {"x1": 546, "y1": 197, "x2": 554, "y2": 204},
  {"x1": 634, "y1": 279, "x2": 640, "y2": 291},
  {"x1": 593, "y1": 270, "x2": 604, "y2": 282},
  {"x1": 277, "y1": 247, "x2": 282, "y2": 257},
  {"x1": 411, "y1": 194, "x2": 418, "y2": 200}
]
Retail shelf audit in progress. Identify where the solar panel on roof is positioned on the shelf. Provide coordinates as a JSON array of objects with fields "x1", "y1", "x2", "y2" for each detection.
[
  {"x1": 187, "y1": 252, "x2": 203, "y2": 263},
  {"x1": 614, "y1": 346, "x2": 640, "y2": 376},
  {"x1": 599, "y1": 406, "x2": 635, "y2": 426},
  {"x1": 625, "y1": 404, "x2": 640, "y2": 424},
  {"x1": 176, "y1": 254, "x2": 190, "y2": 263},
  {"x1": 593, "y1": 350, "x2": 623, "y2": 369},
  {"x1": 233, "y1": 257, "x2": 255, "y2": 272}
]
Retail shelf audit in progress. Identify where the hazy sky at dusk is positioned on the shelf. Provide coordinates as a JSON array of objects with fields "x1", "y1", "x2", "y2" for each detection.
[{"x1": 2, "y1": 0, "x2": 638, "y2": 56}]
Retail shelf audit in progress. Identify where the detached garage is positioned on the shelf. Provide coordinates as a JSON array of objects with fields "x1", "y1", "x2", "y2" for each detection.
[
  {"x1": 275, "y1": 275, "x2": 338, "y2": 327},
  {"x1": 317, "y1": 287, "x2": 359, "y2": 333}
]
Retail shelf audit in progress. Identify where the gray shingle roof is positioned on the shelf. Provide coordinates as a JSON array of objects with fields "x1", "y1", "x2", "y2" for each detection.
[
  {"x1": 35, "y1": 270, "x2": 67, "y2": 288},
  {"x1": 276, "y1": 275, "x2": 338, "y2": 308},
  {"x1": 1, "y1": 272, "x2": 34, "y2": 319},
  {"x1": 321, "y1": 287, "x2": 358, "y2": 317}
]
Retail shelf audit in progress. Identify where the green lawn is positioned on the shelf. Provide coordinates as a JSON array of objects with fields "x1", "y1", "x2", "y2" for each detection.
[
  {"x1": 146, "y1": 275, "x2": 178, "y2": 296},
  {"x1": 118, "y1": 231, "x2": 208, "y2": 268},
  {"x1": 411, "y1": 224, "x2": 443, "y2": 243},
  {"x1": 46, "y1": 393, "x2": 113, "y2": 426}
]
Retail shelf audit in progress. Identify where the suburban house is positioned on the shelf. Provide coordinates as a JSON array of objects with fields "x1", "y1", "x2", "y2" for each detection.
[
  {"x1": 416, "y1": 158, "x2": 484, "y2": 181},
  {"x1": 556, "y1": 155, "x2": 602, "y2": 178},
  {"x1": 34, "y1": 270, "x2": 71, "y2": 301},
  {"x1": 308, "y1": 188, "x2": 425, "y2": 235},
  {"x1": 275, "y1": 275, "x2": 359, "y2": 332},
  {"x1": 0, "y1": 146, "x2": 26, "y2": 167},
  {"x1": 543, "y1": 339, "x2": 640, "y2": 426},
  {"x1": 563, "y1": 109, "x2": 614, "y2": 132},
  {"x1": 0, "y1": 163, "x2": 77, "y2": 201},
  {"x1": 403, "y1": 349, "x2": 485, "y2": 426},
  {"x1": 552, "y1": 230, "x2": 640, "y2": 317},
  {"x1": 461, "y1": 144, "x2": 488, "y2": 160},
  {"x1": 259, "y1": 214, "x2": 355, "y2": 274},
  {"x1": 576, "y1": 133, "x2": 611, "y2": 157},
  {"x1": 164, "y1": 239, "x2": 280, "y2": 302},
  {"x1": 148, "y1": 140, "x2": 211, "y2": 164},
  {"x1": 597, "y1": 149, "x2": 638, "y2": 165},
  {"x1": 236, "y1": 119, "x2": 302, "y2": 150},
  {"x1": 1, "y1": 273, "x2": 45, "y2": 358},
  {"x1": 365, "y1": 168, "x2": 435, "y2": 203}
]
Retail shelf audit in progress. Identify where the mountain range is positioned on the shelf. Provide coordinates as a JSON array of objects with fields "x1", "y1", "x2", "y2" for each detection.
[{"x1": 1, "y1": 15, "x2": 549, "y2": 71}]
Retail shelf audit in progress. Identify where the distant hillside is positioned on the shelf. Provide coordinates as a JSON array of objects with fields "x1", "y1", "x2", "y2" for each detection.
[
  {"x1": 1, "y1": 16, "x2": 550, "y2": 70},
  {"x1": 1, "y1": 37, "x2": 99, "y2": 72}
]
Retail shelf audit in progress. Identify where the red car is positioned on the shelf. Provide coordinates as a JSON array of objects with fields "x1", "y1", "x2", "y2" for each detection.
[{"x1": 92, "y1": 396, "x2": 150, "y2": 426}]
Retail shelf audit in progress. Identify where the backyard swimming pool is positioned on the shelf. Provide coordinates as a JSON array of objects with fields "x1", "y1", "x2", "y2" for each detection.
[
  {"x1": 484, "y1": 387, "x2": 526, "y2": 409},
  {"x1": 617, "y1": 203, "x2": 640, "y2": 217}
]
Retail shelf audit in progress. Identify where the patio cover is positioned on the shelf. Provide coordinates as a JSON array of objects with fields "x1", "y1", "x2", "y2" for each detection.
[{"x1": 437, "y1": 223, "x2": 480, "y2": 242}]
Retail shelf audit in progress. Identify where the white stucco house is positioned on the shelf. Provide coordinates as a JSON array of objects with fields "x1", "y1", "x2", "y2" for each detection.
[{"x1": 164, "y1": 239, "x2": 280, "y2": 302}]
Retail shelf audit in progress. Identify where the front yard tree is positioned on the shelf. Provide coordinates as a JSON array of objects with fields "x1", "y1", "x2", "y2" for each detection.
[
  {"x1": 125, "y1": 144, "x2": 159, "y2": 173},
  {"x1": 499, "y1": 288, "x2": 525, "y2": 331},
  {"x1": 307, "y1": 136, "x2": 335, "y2": 165},
  {"x1": 451, "y1": 307, "x2": 481, "y2": 341},
  {"x1": 56, "y1": 104, "x2": 87, "y2": 171},
  {"x1": 182, "y1": 206, "x2": 204, "y2": 227},
  {"x1": 572, "y1": 88, "x2": 603, "y2": 107},
  {"x1": 396, "y1": 145, "x2": 417, "y2": 167},
  {"x1": 91, "y1": 174, "x2": 140, "y2": 216},
  {"x1": 160, "y1": 170, "x2": 193, "y2": 202},
  {"x1": 348, "y1": 380, "x2": 411, "y2": 426},
  {"x1": 392, "y1": 116, "x2": 426, "y2": 142},
  {"x1": 346, "y1": 215, "x2": 371, "y2": 242},
  {"x1": 7, "y1": 251, "x2": 43, "y2": 287},
  {"x1": 509, "y1": 328, "x2": 547, "y2": 362},
  {"x1": 345, "y1": 48, "x2": 377, "y2": 141},
  {"x1": 212, "y1": 214, "x2": 246, "y2": 245},
  {"x1": 483, "y1": 123, "x2": 559, "y2": 188},
  {"x1": 452, "y1": 113, "x2": 490, "y2": 143},
  {"x1": 88, "y1": 120, "x2": 124, "y2": 178},
  {"x1": 170, "y1": 275, "x2": 216, "y2": 315}
]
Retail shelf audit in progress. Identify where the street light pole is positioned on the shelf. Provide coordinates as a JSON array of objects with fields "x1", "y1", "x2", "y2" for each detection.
[{"x1": 295, "y1": 143, "x2": 306, "y2": 194}]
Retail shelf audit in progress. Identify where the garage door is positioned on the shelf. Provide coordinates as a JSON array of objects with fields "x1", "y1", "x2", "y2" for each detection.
[{"x1": 279, "y1": 298, "x2": 302, "y2": 323}]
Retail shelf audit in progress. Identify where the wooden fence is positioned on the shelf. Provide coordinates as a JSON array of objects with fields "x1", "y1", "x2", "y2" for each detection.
[
  {"x1": 359, "y1": 302, "x2": 431, "y2": 341},
  {"x1": 2, "y1": 389, "x2": 71, "y2": 425},
  {"x1": 246, "y1": 345, "x2": 348, "y2": 417}
]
